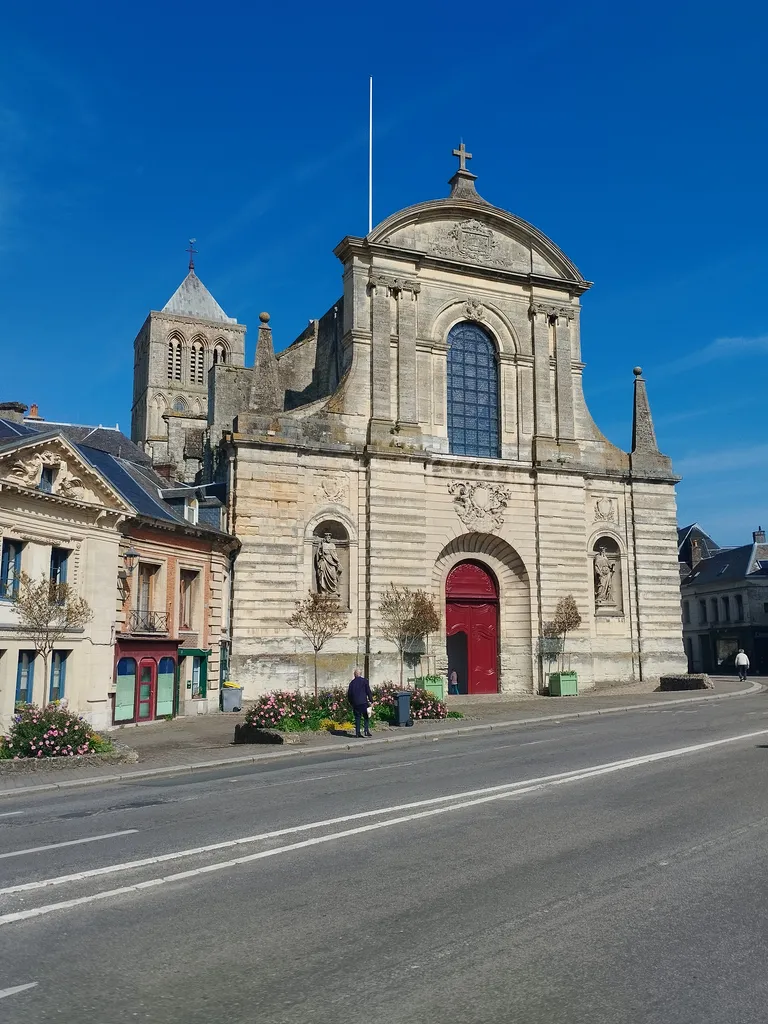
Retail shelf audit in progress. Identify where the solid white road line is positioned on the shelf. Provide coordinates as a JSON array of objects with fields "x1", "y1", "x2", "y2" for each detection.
[
  {"x1": 0, "y1": 830, "x2": 139, "y2": 861},
  {"x1": 0, "y1": 982, "x2": 38, "y2": 1000},
  {"x1": 1, "y1": 727, "x2": 766, "y2": 914},
  {"x1": 0, "y1": 811, "x2": 24, "y2": 818}
]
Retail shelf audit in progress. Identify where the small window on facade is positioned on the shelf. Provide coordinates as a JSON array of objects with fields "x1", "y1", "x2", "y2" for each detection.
[
  {"x1": 682, "y1": 600, "x2": 690, "y2": 624},
  {"x1": 40, "y1": 466, "x2": 55, "y2": 493},
  {"x1": 172, "y1": 397, "x2": 188, "y2": 414},
  {"x1": 179, "y1": 569, "x2": 198, "y2": 630},
  {"x1": 136, "y1": 563, "x2": 158, "y2": 621},
  {"x1": 699, "y1": 599, "x2": 707, "y2": 624},
  {"x1": 213, "y1": 343, "x2": 227, "y2": 365},
  {"x1": 0, "y1": 539, "x2": 23, "y2": 600},
  {"x1": 722, "y1": 596, "x2": 730, "y2": 622},
  {"x1": 185, "y1": 498, "x2": 198, "y2": 525},
  {"x1": 736, "y1": 594, "x2": 744, "y2": 621},
  {"x1": 49, "y1": 650, "x2": 68, "y2": 702},
  {"x1": 15, "y1": 651, "x2": 35, "y2": 705},
  {"x1": 50, "y1": 547, "x2": 69, "y2": 587},
  {"x1": 710, "y1": 598, "x2": 719, "y2": 623}
]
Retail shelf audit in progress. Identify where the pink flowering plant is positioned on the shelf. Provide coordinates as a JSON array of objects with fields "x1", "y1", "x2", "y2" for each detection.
[
  {"x1": 0, "y1": 704, "x2": 113, "y2": 760},
  {"x1": 243, "y1": 682, "x2": 447, "y2": 732}
]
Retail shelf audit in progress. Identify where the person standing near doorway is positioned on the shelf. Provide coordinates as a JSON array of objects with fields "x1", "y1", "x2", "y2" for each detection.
[
  {"x1": 735, "y1": 649, "x2": 750, "y2": 681},
  {"x1": 448, "y1": 669, "x2": 459, "y2": 695},
  {"x1": 347, "y1": 667, "x2": 373, "y2": 738}
]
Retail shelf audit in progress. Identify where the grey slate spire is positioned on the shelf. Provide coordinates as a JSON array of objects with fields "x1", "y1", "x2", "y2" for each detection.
[
  {"x1": 248, "y1": 312, "x2": 282, "y2": 413},
  {"x1": 162, "y1": 271, "x2": 237, "y2": 324}
]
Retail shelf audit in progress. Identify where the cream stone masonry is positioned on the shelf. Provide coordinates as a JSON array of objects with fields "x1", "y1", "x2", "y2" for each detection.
[
  {"x1": 0, "y1": 434, "x2": 133, "y2": 730},
  {"x1": 200, "y1": 150, "x2": 685, "y2": 695}
]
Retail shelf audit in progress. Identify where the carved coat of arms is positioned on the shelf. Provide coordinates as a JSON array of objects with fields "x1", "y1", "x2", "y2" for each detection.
[
  {"x1": 448, "y1": 480, "x2": 511, "y2": 532},
  {"x1": 593, "y1": 497, "x2": 616, "y2": 523}
]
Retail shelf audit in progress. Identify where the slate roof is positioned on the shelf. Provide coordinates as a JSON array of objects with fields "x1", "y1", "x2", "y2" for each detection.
[
  {"x1": 162, "y1": 271, "x2": 236, "y2": 324},
  {"x1": 0, "y1": 417, "x2": 228, "y2": 537},
  {"x1": 682, "y1": 542, "x2": 768, "y2": 588}
]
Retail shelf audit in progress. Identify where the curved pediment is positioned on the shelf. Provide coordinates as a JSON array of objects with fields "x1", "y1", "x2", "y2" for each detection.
[{"x1": 367, "y1": 199, "x2": 588, "y2": 288}]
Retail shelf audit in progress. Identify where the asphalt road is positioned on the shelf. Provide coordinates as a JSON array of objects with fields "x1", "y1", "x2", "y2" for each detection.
[{"x1": 2, "y1": 692, "x2": 768, "y2": 1023}]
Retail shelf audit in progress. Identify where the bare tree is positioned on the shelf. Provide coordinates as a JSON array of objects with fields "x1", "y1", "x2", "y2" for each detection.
[
  {"x1": 379, "y1": 584, "x2": 441, "y2": 687},
  {"x1": 551, "y1": 595, "x2": 582, "y2": 672},
  {"x1": 10, "y1": 572, "x2": 93, "y2": 703},
  {"x1": 287, "y1": 592, "x2": 347, "y2": 698}
]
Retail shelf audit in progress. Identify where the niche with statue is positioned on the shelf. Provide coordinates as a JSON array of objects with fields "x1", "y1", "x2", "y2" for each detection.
[
  {"x1": 311, "y1": 520, "x2": 350, "y2": 608},
  {"x1": 592, "y1": 536, "x2": 623, "y2": 615}
]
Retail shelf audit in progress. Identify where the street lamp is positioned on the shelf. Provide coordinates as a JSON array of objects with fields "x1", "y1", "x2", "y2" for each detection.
[{"x1": 120, "y1": 546, "x2": 140, "y2": 579}]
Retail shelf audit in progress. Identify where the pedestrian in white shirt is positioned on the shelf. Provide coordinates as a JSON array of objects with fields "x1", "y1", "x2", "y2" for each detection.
[{"x1": 735, "y1": 649, "x2": 750, "y2": 682}]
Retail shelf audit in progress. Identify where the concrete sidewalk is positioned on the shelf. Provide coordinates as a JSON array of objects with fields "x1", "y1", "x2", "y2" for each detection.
[{"x1": 0, "y1": 676, "x2": 762, "y2": 797}]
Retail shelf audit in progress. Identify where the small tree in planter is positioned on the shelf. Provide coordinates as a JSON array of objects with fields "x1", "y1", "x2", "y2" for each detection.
[
  {"x1": 548, "y1": 595, "x2": 582, "y2": 695},
  {"x1": 379, "y1": 584, "x2": 440, "y2": 687},
  {"x1": 10, "y1": 572, "x2": 93, "y2": 701},
  {"x1": 287, "y1": 592, "x2": 347, "y2": 699}
]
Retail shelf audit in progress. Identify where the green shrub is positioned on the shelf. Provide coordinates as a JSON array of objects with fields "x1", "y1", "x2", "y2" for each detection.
[{"x1": 2, "y1": 704, "x2": 114, "y2": 759}]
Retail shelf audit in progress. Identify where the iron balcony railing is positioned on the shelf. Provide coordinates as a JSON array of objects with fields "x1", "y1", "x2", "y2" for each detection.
[{"x1": 126, "y1": 610, "x2": 169, "y2": 634}]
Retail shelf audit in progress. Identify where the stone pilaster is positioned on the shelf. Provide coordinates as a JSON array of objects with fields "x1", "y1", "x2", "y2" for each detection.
[
  {"x1": 395, "y1": 281, "x2": 420, "y2": 428},
  {"x1": 530, "y1": 303, "x2": 553, "y2": 439},
  {"x1": 554, "y1": 309, "x2": 575, "y2": 441},
  {"x1": 370, "y1": 274, "x2": 393, "y2": 426}
]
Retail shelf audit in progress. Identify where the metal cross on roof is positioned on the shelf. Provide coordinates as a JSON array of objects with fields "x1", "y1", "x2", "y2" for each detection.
[
  {"x1": 452, "y1": 142, "x2": 472, "y2": 171},
  {"x1": 186, "y1": 238, "x2": 198, "y2": 272}
]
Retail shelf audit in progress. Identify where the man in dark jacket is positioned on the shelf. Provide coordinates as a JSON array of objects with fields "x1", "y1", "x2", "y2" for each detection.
[{"x1": 347, "y1": 668, "x2": 373, "y2": 738}]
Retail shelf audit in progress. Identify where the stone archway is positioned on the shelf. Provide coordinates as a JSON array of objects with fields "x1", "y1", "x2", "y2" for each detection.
[{"x1": 433, "y1": 533, "x2": 533, "y2": 693}]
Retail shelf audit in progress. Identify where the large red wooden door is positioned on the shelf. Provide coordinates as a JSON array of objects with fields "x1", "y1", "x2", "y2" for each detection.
[{"x1": 446, "y1": 562, "x2": 499, "y2": 694}]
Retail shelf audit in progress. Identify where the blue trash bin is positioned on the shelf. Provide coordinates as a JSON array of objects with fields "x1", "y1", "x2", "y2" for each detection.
[{"x1": 394, "y1": 691, "x2": 413, "y2": 727}]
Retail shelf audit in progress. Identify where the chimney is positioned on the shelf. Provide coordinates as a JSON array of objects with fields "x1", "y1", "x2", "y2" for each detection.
[
  {"x1": 26, "y1": 403, "x2": 44, "y2": 421},
  {"x1": 0, "y1": 401, "x2": 28, "y2": 424},
  {"x1": 153, "y1": 462, "x2": 176, "y2": 481},
  {"x1": 753, "y1": 526, "x2": 766, "y2": 544},
  {"x1": 691, "y1": 537, "x2": 702, "y2": 568}
]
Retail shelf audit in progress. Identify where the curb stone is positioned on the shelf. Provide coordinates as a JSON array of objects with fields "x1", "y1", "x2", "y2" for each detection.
[{"x1": 1, "y1": 681, "x2": 762, "y2": 799}]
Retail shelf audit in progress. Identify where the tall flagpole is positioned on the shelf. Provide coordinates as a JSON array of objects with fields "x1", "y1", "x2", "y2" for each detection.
[{"x1": 368, "y1": 76, "x2": 373, "y2": 234}]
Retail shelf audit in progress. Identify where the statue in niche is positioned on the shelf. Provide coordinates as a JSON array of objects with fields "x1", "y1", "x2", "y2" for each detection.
[
  {"x1": 594, "y1": 546, "x2": 616, "y2": 606},
  {"x1": 314, "y1": 533, "x2": 342, "y2": 596}
]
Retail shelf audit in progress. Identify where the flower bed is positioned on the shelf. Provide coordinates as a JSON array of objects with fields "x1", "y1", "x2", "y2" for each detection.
[
  {"x1": 0, "y1": 704, "x2": 115, "y2": 761},
  {"x1": 243, "y1": 683, "x2": 448, "y2": 732}
]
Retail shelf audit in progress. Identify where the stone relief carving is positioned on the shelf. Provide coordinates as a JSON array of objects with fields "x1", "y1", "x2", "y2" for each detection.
[
  {"x1": 369, "y1": 272, "x2": 420, "y2": 296},
  {"x1": 6, "y1": 450, "x2": 91, "y2": 501},
  {"x1": 428, "y1": 219, "x2": 518, "y2": 270},
  {"x1": 448, "y1": 481, "x2": 511, "y2": 532},
  {"x1": 464, "y1": 298, "x2": 485, "y2": 321},
  {"x1": 593, "y1": 497, "x2": 617, "y2": 523},
  {"x1": 529, "y1": 300, "x2": 576, "y2": 322},
  {"x1": 314, "y1": 475, "x2": 346, "y2": 505},
  {"x1": 314, "y1": 533, "x2": 343, "y2": 596}
]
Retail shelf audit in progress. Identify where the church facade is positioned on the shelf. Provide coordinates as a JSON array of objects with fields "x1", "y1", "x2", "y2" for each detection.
[{"x1": 135, "y1": 149, "x2": 686, "y2": 695}]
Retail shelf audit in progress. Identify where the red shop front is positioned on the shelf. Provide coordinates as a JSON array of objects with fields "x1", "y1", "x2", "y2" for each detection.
[{"x1": 113, "y1": 639, "x2": 180, "y2": 724}]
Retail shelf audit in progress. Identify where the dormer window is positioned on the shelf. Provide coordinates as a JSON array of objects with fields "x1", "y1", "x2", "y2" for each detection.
[
  {"x1": 185, "y1": 498, "x2": 198, "y2": 525},
  {"x1": 40, "y1": 466, "x2": 55, "y2": 493}
]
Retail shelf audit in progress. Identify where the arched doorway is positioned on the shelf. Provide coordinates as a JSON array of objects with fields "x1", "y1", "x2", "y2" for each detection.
[{"x1": 445, "y1": 561, "x2": 499, "y2": 694}]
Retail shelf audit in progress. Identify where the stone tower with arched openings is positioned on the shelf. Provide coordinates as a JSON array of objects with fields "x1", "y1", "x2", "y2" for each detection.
[{"x1": 130, "y1": 251, "x2": 246, "y2": 481}]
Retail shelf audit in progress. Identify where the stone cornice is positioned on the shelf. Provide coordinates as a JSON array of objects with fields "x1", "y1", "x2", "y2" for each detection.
[
  {"x1": 368, "y1": 271, "x2": 421, "y2": 296},
  {"x1": 149, "y1": 310, "x2": 247, "y2": 333},
  {"x1": 529, "y1": 300, "x2": 577, "y2": 321},
  {"x1": 0, "y1": 480, "x2": 130, "y2": 520}
]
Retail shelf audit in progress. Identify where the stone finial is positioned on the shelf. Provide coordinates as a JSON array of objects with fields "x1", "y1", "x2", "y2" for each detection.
[
  {"x1": 186, "y1": 238, "x2": 198, "y2": 273},
  {"x1": 447, "y1": 142, "x2": 488, "y2": 204},
  {"x1": 249, "y1": 312, "x2": 282, "y2": 414},
  {"x1": 631, "y1": 367, "x2": 659, "y2": 454}
]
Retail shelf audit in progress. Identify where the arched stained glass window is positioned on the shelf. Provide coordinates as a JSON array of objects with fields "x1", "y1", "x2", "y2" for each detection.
[{"x1": 447, "y1": 321, "x2": 500, "y2": 458}]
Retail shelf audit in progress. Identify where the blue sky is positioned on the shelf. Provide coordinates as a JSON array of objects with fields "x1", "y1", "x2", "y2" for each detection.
[{"x1": 1, "y1": 0, "x2": 766, "y2": 545}]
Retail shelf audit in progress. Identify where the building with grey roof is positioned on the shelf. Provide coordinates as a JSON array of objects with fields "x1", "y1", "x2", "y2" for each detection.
[{"x1": 680, "y1": 525, "x2": 768, "y2": 674}]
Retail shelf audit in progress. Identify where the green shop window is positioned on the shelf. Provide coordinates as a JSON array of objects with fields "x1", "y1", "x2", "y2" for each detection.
[
  {"x1": 156, "y1": 656, "x2": 175, "y2": 717},
  {"x1": 115, "y1": 657, "x2": 137, "y2": 722},
  {"x1": 179, "y1": 648, "x2": 209, "y2": 699}
]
